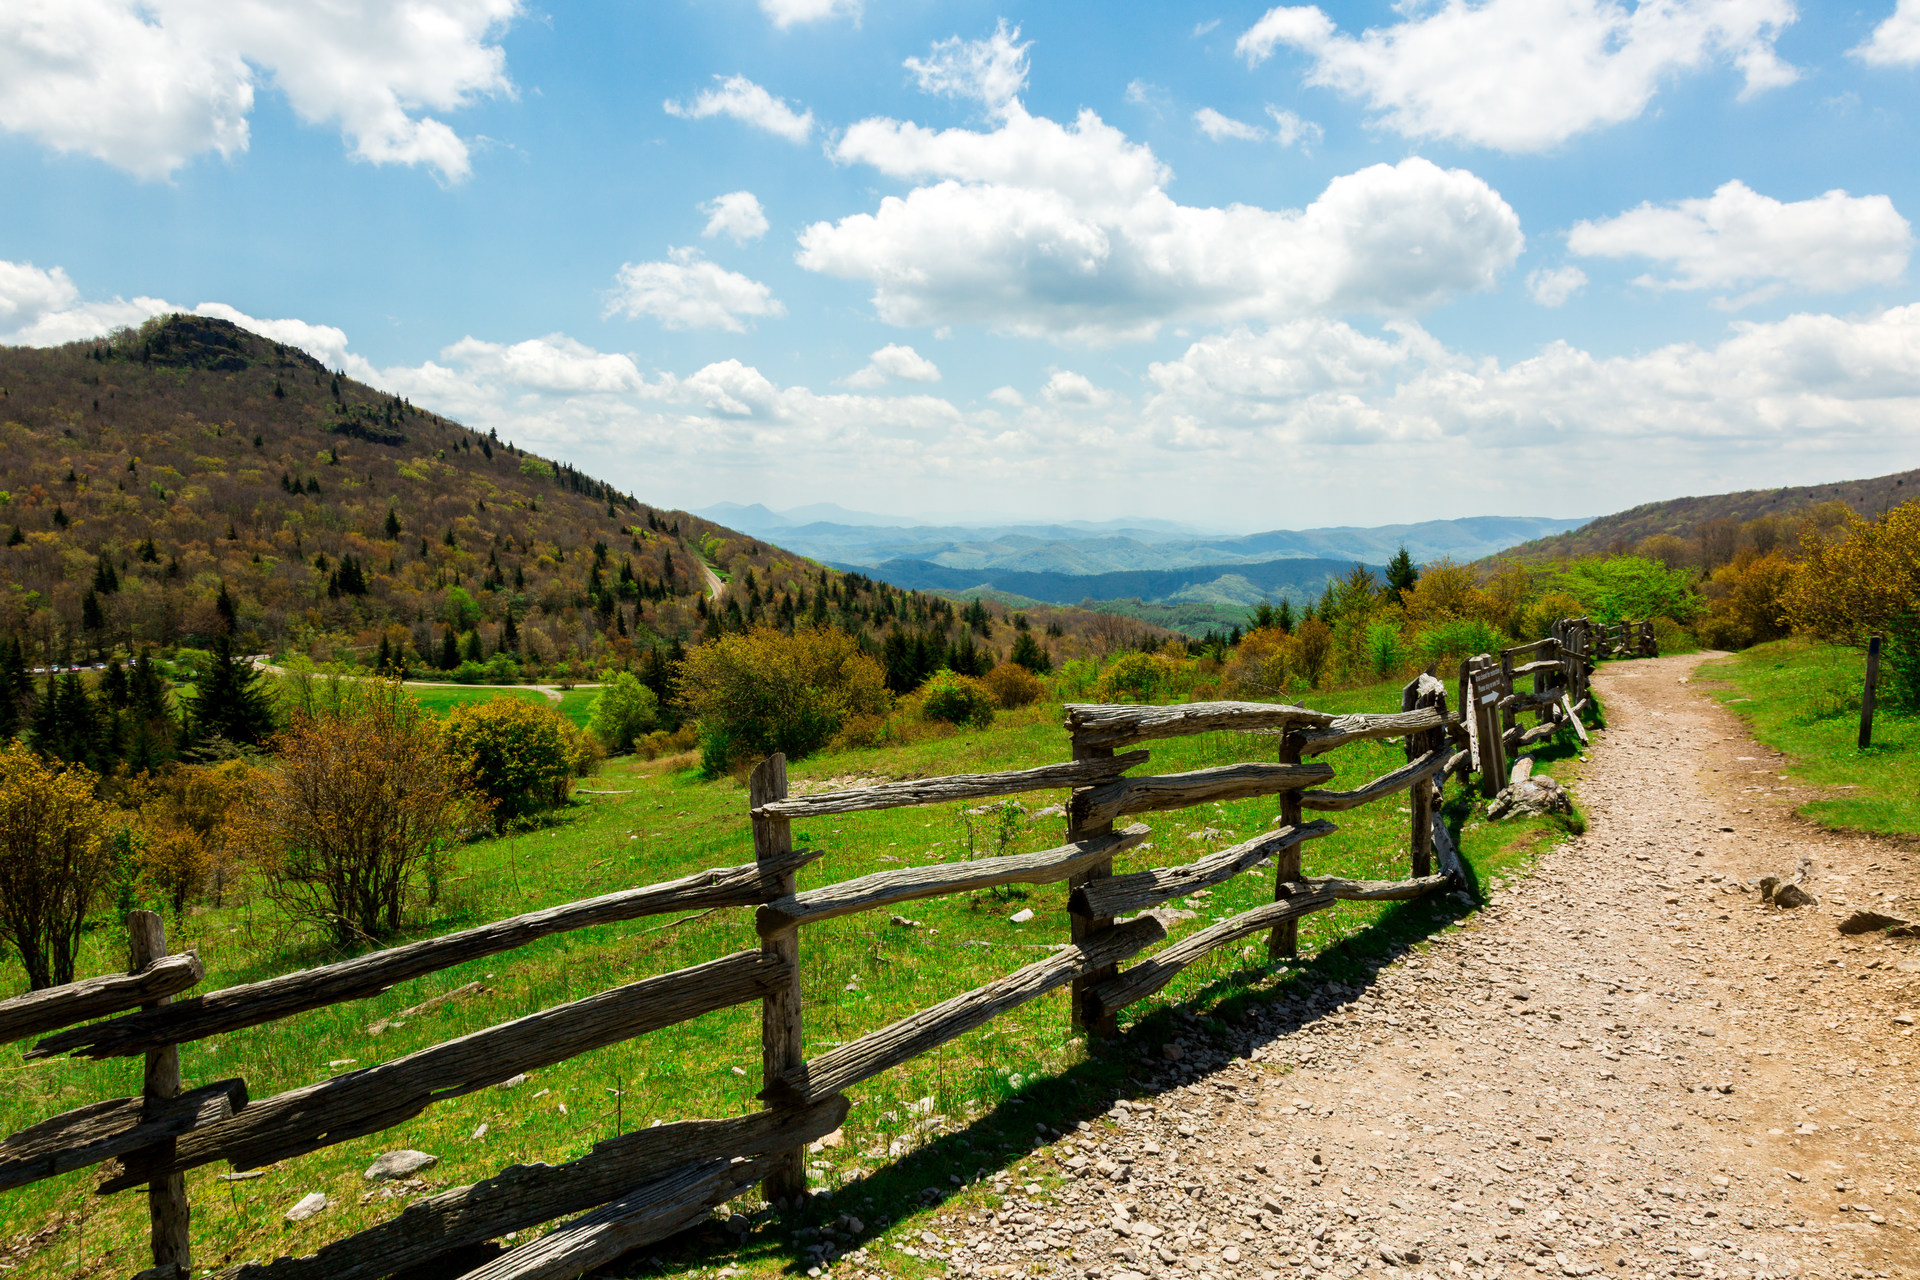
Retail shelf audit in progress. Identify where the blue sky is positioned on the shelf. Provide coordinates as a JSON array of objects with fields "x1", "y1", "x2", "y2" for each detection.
[{"x1": 5, "y1": 0, "x2": 1920, "y2": 531}]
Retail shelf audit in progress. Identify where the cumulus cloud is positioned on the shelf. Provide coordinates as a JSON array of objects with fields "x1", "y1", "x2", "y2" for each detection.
[
  {"x1": 1194, "y1": 108, "x2": 1266, "y2": 141},
  {"x1": 701, "y1": 191, "x2": 771, "y2": 243},
  {"x1": 904, "y1": 21, "x2": 1030, "y2": 113},
  {"x1": 1855, "y1": 0, "x2": 1920, "y2": 65},
  {"x1": 605, "y1": 248, "x2": 785, "y2": 331},
  {"x1": 191, "y1": 302, "x2": 366, "y2": 374},
  {"x1": 1527, "y1": 266, "x2": 1588, "y2": 307},
  {"x1": 988, "y1": 385, "x2": 1025, "y2": 407},
  {"x1": 664, "y1": 75, "x2": 814, "y2": 143},
  {"x1": 759, "y1": 0, "x2": 861, "y2": 28},
  {"x1": 803, "y1": 91, "x2": 1522, "y2": 343},
  {"x1": 844, "y1": 343, "x2": 941, "y2": 388},
  {"x1": 0, "y1": 0, "x2": 518, "y2": 181},
  {"x1": 1041, "y1": 370, "x2": 1114, "y2": 407},
  {"x1": 1266, "y1": 107, "x2": 1322, "y2": 149},
  {"x1": 1568, "y1": 180, "x2": 1912, "y2": 305},
  {"x1": 1235, "y1": 0, "x2": 1797, "y2": 152}
]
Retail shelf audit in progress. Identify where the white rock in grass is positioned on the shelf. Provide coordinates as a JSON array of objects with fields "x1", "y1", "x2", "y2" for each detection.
[
  {"x1": 495, "y1": 1073, "x2": 528, "y2": 1090},
  {"x1": 364, "y1": 1150, "x2": 438, "y2": 1181},
  {"x1": 1009, "y1": 908, "x2": 1035, "y2": 923},
  {"x1": 285, "y1": 1191, "x2": 328, "y2": 1222}
]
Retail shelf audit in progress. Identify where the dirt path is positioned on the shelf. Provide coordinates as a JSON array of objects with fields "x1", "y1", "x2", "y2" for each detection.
[{"x1": 918, "y1": 653, "x2": 1920, "y2": 1280}]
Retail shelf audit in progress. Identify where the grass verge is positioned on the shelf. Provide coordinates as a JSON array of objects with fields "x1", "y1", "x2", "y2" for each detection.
[{"x1": 1695, "y1": 637, "x2": 1920, "y2": 837}]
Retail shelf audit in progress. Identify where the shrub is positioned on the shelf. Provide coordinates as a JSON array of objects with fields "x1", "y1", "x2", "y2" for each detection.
[
  {"x1": 1415, "y1": 617, "x2": 1505, "y2": 670},
  {"x1": 0, "y1": 743, "x2": 113, "y2": 988},
  {"x1": 588, "y1": 671, "x2": 659, "y2": 752},
  {"x1": 921, "y1": 670, "x2": 997, "y2": 727},
  {"x1": 1293, "y1": 618, "x2": 1333, "y2": 687},
  {"x1": 1698, "y1": 553, "x2": 1796, "y2": 650},
  {"x1": 127, "y1": 760, "x2": 251, "y2": 915},
  {"x1": 1097, "y1": 651, "x2": 1173, "y2": 703},
  {"x1": 982, "y1": 662, "x2": 1045, "y2": 709},
  {"x1": 638, "y1": 724, "x2": 700, "y2": 760},
  {"x1": 443, "y1": 696, "x2": 597, "y2": 831},
  {"x1": 1365, "y1": 622, "x2": 1404, "y2": 678},
  {"x1": 678, "y1": 625, "x2": 892, "y2": 774},
  {"x1": 1220, "y1": 626, "x2": 1292, "y2": 698},
  {"x1": 1781, "y1": 500, "x2": 1920, "y2": 642},
  {"x1": 1548, "y1": 556, "x2": 1700, "y2": 626},
  {"x1": 241, "y1": 681, "x2": 479, "y2": 946}
]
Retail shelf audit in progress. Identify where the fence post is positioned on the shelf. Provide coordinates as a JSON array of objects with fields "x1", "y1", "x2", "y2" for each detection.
[
  {"x1": 1066, "y1": 740, "x2": 1118, "y2": 1036},
  {"x1": 1860, "y1": 635, "x2": 1884, "y2": 749},
  {"x1": 749, "y1": 755, "x2": 807, "y2": 1205},
  {"x1": 1267, "y1": 730, "x2": 1307, "y2": 959},
  {"x1": 127, "y1": 911, "x2": 190, "y2": 1276},
  {"x1": 1402, "y1": 678, "x2": 1435, "y2": 879}
]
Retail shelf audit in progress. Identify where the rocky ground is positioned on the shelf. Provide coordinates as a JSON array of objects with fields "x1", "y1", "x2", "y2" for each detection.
[{"x1": 869, "y1": 654, "x2": 1920, "y2": 1280}]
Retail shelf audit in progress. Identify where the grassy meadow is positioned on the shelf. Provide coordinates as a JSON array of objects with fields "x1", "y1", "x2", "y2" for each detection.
[
  {"x1": 1697, "y1": 637, "x2": 1920, "y2": 836},
  {"x1": 0, "y1": 680, "x2": 1591, "y2": 1278}
]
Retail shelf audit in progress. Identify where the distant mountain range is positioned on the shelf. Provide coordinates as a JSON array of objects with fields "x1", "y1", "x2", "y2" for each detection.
[{"x1": 694, "y1": 505, "x2": 1590, "y2": 576}]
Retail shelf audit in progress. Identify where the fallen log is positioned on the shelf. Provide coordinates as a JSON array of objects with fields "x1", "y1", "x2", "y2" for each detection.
[
  {"x1": 758, "y1": 825, "x2": 1151, "y2": 931},
  {"x1": 770, "y1": 917, "x2": 1166, "y2": 1104},
  {"x1": 34, "y1": 850, "x2": 815, "y2": 1062},
  {"x1": 0, "y1": 1079, "x2": 244, "y2": 1193},
  {"x1": 1067, "y1": 822, "x2": 1336, "y2": 918},
  {"x1": 455, "y1": 1155, "x2": 765, "y2": 1280},
  {"x1": 752, "y1": 753, "x2": 1149, "y2": 819},
  {"x1": 1299, "y1": 747, "x2": 1450, "y2": 813},
  {"x1": 1063, "y1": 702, "x2": 1336, "y2": 750},
  {"x1": 207, "y1": 1097, "x2": 845, "y2": 1280},
  {"x1": 1072, "y1": 762, "x2": 1334, "y2": 830},
  {"x1": 0, "y1": 953, "x2": 203, "y2": 1045},
  {"x1": 100, "y1": 950, "x2": 788, "y2": 1188}
]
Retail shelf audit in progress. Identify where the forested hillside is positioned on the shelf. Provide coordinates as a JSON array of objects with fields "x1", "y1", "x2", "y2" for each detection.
[{"x1": 0, "y1": 315, "x2": 1145, "y2": 684}]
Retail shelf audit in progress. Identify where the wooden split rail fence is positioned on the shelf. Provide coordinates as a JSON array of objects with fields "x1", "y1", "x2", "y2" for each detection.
[{"x1": 0, "y1": 620, "x2": 1658, "y2": 1280}]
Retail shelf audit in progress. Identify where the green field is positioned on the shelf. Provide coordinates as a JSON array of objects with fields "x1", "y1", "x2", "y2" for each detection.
[
  {"x1": 1698, "y1": 637, "x2": 1920, "y2": 836},
  {"x1": 0, "y1": 685, "x2": 1588, "y2": 1278},
  {"x1": 401, "y1": 682, "x2": 556, "y2": 717}
]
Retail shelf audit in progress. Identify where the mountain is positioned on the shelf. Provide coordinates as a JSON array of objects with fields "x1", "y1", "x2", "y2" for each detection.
[
  {"x1": 713, "y1": 513, "x2": 1589, "y2": 576},
  {"x1": 0, "y1": 314, "x2": 1164, "y2": 676},
  {"x1": 1498, "y1": 467, "x2": 1920, "y2": 563},
  {"x1": 866, "y1": 556, "x2": 1377, "y2": 610}
]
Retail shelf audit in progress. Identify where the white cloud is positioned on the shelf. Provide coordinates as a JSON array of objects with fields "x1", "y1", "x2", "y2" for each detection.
[
  {"x1": 605, "y1": 247, "x2": 785, "y2": 332},
  {"x1": 1568, "y1": 180, "x2": 1911, "y2": 305},
  {"x1": 1194, "y1": 107, "x2": 1266, "y2": 142},
  {"x1": 0, "y1": 0, "x2": 518, "y2": 181},
  {"x1": 988, "y1": 385, "x2": 1026, "y2": 407},
  {"x1": 1265, "y1": 107, "x2": 1322, "y2": 149},
  {"x1": 664, "y1": 75, "x2": 814, "y2": 143},
  {"x1": 803, "y1": 93, "x2": 1522, "y2": 343},
  {"x1": 1041, "y1": 370, "x2": 1114, "y2": 407},
  {"x1": 1526, "y1": 266, "x2": 1588, "y2": 307},
  {"x1": 701, "y1": 191, "x2": 771, "y2": 243},
  {"x1": 1193, "y1": 105, "x2": 1322, "y2": 148},
  {"x1": 759, "y1": 0, "x2": 861, "y2": 28},
  {"x1": 437, "y1": 334, "x2": 649, "y2": 394},
  {"x1": 1235, "y1": 0, "x2": 1797, "y2": 152},
  {"x1": 1854, "y1": 0, "x2": 1920, "y2": 65},
  {"x1": 191, "y1": 302, "x2": 367, "y2": 375},
  {"x1": 844, "y1": 343, "x2": 941, "y2": 388},
  {"x1": 904, "y1": 21, "x2": 1030, "y2": 114}
]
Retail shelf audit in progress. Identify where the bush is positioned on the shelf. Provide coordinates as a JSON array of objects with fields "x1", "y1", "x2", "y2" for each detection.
[
  {"x1": 678, "y1": 625, "x2": 892, "y2": 774},
  {"x1": 1365, "y1": 622, "x2": 1404, "y2": 678},
  {"x1": 1293, "y1": 618, "x2": 1333, "y2": 687},
  {"x1": 1548, "y1": 556, "x2": 1700, "y2": 626},
  {"x1": 1698, "y1": 553, "x2": 1796, "y2": 650},
  {"x1": 1097, "y1": 651, "x2": 1171, "y2": 703},
  {"x1": 982, "y1": 662, "x2": 1045, "y2": 709},
  {"x1": 1782, "y1": 500, "x2": 1920, "y2": 642},
  {"x1": 443, "y1": 696, "x2": 598, "y2": 831},
  {"x1": 637, "y1": 724, "x2": 700, "y2": 760},
  {"x1": 921, "y1": 670, "x2": 997, "y2": 727},
  {"x1": 1415, "y1": 617, "x2": 1505, "y2": 670},
  {"x1": 242, "y1": 682, "x2": 479, "y2": 946},
  {"x1": 588, "y1": 671, "x2": 659, "y2": 752},
  {"x1": 0, "y1": 743, "x2": 113, "y2": 988}
]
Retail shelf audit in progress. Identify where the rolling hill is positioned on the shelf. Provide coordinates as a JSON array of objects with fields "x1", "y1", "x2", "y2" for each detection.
[{"x1": 1498, "y1": 466, "x2": 1920, "y2": 563}]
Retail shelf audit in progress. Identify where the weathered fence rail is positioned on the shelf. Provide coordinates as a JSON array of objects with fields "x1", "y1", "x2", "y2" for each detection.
[{"x1": 0, "y1": 617, "x2": 1657, "y2": 1280}]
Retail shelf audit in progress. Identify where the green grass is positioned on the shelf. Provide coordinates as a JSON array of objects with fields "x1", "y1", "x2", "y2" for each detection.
[
  {"x1": 0, "y1": 682, "x2": 1589, "y2": 1278},
  {"x1": 1697, "y1": 637, "x2": 1920, "y2": 836},
  {"x1": 402, "y1": 682, "x2": 557, "y2": 717}
]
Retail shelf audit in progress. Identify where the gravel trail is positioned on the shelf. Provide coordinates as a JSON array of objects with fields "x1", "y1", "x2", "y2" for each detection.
[{"x1": 907, "y1": 653, "x2": 1920, "y2": 1280}]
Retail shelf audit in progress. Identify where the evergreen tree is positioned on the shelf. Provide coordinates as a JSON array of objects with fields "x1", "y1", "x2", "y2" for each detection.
[
  {"x1": 214, "y1": 581, "x2": 238, "y2": 633},
  {"x1": 385, "y1": 508, "x2": 402, "y2": 538},
  {"x1": 500, "y1": 609, "x2": 519, "y2": 654},
  {"x1": 463, "y1": 630, "x2": 483, "y2": 663},
  {"x1": 81, "y1": 590, "x2": 105, "y2": 641},
  {"x1": 1385, "y1": 545, "x2": 1419, "y2": 603},
  {"x1": 440, "y1": 628, "x2": 459, "y2": 670},
  {"x1": 91, "y1": 555, "x2": 119, "y2": 593},
  {"x1": 376, "y1": 635, "x2": 392, "y2": 672},
  {"x1": 191, "y1": 635, "x2": 275, "y2": 749},
  {"x1": 1009, "y1": 629, "x2": 1053, "y2": 675},
  {"x1": 1276, "y1": 600, "x2": 1295, "y2": 633},
  {"x1": 0, "y1": 636, "x2": 35, "y2": 739},
  {"x1": 31, "y1": 672, "x2": 99, "y2": 767},
  {"x1": 101, "y1": 658, "x2": 129, "y2": 708}
]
